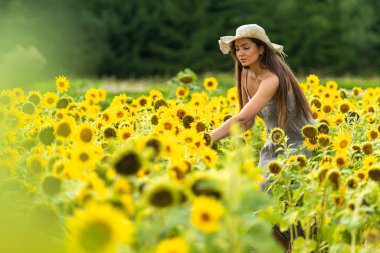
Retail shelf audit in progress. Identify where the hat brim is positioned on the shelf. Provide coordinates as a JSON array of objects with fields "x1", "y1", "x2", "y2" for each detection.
[{"x1": 218, "y1": 36, "x2": 285, "y2": 57}]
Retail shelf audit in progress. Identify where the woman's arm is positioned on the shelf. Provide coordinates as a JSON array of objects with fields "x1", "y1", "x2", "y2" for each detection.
[{"x1": 210, "y1": 74, "x2": 279, "y2": 142}]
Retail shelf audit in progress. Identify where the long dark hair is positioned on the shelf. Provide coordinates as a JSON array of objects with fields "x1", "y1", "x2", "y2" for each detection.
[{"x1": 231, "y1": 38, "x2": 312, "y2": 129}]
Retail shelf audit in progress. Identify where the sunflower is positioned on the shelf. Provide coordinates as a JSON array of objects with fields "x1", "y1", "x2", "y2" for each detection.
[
  {"x1": 155, "y1": 237, "x2": 189, "y2": 253},
  {"x1": 338, "y1": 100, "x2": 350, "y2": 113},
  {"x1": 346, "y1": 176, "x2": 358, "y2": 189},
  {"x1": 227, "y1": 87, "x2": 238, "y2": 105},
  {"x1": 326, "y1": 80, "x2": 338, "y2": 90},
  {"x1": 203, "y1": 77, "x2": 218, "y2": 91},
  {"x1": 66, "y1": 202, "x2": 134, "y2": 253},
  {"x1": 269, "y1": 127, "x2": 285, "y2": 144},
  {"x1": 117, "y1": 125, "x2": 135, "y2": 141},
  {"x1": 363, "y1": 155, "x2": 377, "y2": 169},
  {"x1": 354, "y1": 168, "x2": 368, "y2": 181},
  {"x1": 306, "y1": 74, "x2": 320, "y2": 88},
  {"x1": 316, "y1": 122, "x2": 329, "y2": 134},
  {"x1": 332, "y1": 134, "x2": 351, "y2": 152},
  {"x1": 368, "y1": 166, "x2": 380, "y2": 182},
  {"x1": 317, "y1": 134, "x2": 330, "y2": 148},
  {"x1": 55, "y1": 75, "x2": 70, "y2": 93},
  {"x1": 190, "y1": 196, "x2": 224, "y2": 233},
  {"x1": 38, "y1": 125, "x2": 56, "y2": 145},
  {"x1": 55, "y1": 117, "x2": 76, "y2": 140},
  {"x1": 27, "y1": 154, "x2": 47, "y2": 174},
  {"x1": 144, "y1": 180, "x2": 180, "y2": 208},
  {"x1": 28, "y1": 90, "x2": 41, "y2": 105},
  {"x1": 362, "y1": 142, "x2": 373, "y2": 155},
  {"x1": 112, "y1": 145, "x2": 142, "y2": 176},
  {"x1": 76, "y1": 123, "x2": 96, "y2": 144},
  {"x1": 366, "y1": 128, "x2": 379, "y2": 141},
  {"x1": 201, "y1": 148, "x2": 218, "y2": 168},
  {"x1": 168, "y1": 161, "x2": 190, "y2": 181},
  {"x1": 41, "y1": 92, "x2": 58, "y2": 109},
  {"x1": 20, "y1": 102, "x2": 35, "y2": 115},
  {"x1": 189, "y1": 173, "x2": 222, "y2": 199},
  {"x1": 176, "y1": 85, "x2": 190, "y2": 99},
  {"x1": 301, "y1": 125, "x2": 318, "y2": 139},
  {"x1": 103, "y1": 125, "x2": 117, "y2": 139},
  {"x1": 333, "y1": 152, "x2": 348, "y2": 169},
  {"x1": 327, "y1": 169, "x2": 340, "y2": 189},
  {"x1": 149, "y1": 89, "x2": 163, "y2": 101},
  {"x1": 41, "y1": 175, "x2": 62, "y2": 196},
  {"x1": 70, "y1": 144, "x2": 100, "y2": 171},
  {"x1": 303, "y1": 137, "x2": 318, "y2": 151},
  {"x1": 352, "y1": 87, "x2": 362, "y2": 97},
  {"x1": 267, "y1": 160, "x2": 282, "y2": 175}
]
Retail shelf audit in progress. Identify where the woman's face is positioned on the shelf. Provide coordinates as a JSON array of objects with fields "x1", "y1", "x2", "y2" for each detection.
[{"x1": 234, "y1": 38, "x2": 262, "y2": 67}]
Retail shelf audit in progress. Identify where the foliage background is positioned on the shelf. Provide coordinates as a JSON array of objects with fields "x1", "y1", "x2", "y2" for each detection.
[{"x1": 1, "y1": 0, "x2": 380, "y2": 87}]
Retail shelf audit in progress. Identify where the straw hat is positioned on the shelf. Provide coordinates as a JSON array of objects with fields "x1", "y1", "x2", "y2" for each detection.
[{"x1": 218, "y1": 24, "x2": 286, "y2": 57}]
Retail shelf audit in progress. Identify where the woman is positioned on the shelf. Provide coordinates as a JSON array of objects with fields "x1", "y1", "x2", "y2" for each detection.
[
  {"x1": 210, "y1": 24, "x2": 314, "y2": 252},
  {"x1": 211, "y1": 24, "x2": 314, "y2": 169}
]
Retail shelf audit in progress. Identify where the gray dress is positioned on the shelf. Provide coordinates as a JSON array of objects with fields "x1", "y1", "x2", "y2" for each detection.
[{"x1": 246, "y1": 87, "x2": 314, "y2": 169}]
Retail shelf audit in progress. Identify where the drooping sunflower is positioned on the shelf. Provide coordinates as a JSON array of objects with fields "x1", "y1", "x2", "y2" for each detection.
[
  {"x1": 269, "y1": 127, "x2": 285, "y2": 145},
  {"x1": 332, "y1": 133, "x2": 351, "y2": 152},
  {"x1": 66, "y1": 202, "x2": 134, "y2": 253},
  {"x1": 190, "y1": 196, "x2": 224, "y2": 233},
  {"x1": 55, "y1": 75, "x2": 70, "y2": 93},
  {"x1": 203, "y1": 77, "x2": 218, "y2": 91},
  {"x1": 155, "y1": 237, "x2": 189, "y2": 253}
]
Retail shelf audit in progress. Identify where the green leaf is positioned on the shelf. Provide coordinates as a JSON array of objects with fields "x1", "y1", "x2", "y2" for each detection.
[{"x1": 292, "y1": 237, "x2": 317, "y2": 253}]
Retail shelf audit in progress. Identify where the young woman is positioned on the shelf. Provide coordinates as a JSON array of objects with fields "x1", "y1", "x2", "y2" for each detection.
[
  {"x1": 211, "y1": 24, "x2": 315, "y2": 252},
  {"x1": 211, "y1": 24, "x2": 314, "y2": 169}
]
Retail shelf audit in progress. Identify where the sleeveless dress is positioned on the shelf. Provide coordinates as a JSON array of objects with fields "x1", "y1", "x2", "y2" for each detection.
[{"x1": 245, "y1": 73, "x2": 315, "y2": 169}]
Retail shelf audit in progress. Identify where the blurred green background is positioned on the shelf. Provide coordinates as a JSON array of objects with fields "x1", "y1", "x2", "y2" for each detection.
[{"x1": 1, "y1": 0, "x2": 380, "y2": 90}]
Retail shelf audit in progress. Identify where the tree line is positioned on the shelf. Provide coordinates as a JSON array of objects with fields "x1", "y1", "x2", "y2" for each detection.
[{"x1": 1, "y1": 0, "x2": 379, "y2": 80}]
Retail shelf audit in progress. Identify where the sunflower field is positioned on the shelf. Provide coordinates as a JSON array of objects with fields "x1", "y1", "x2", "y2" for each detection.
[{"x1": 0, "y1": 69, "x2": 379, "y2": 253}]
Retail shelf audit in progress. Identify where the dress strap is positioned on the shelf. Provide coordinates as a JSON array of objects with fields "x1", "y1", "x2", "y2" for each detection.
[{"x1": 245, "y1": 69, "x2": 252, "y2": 100}]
